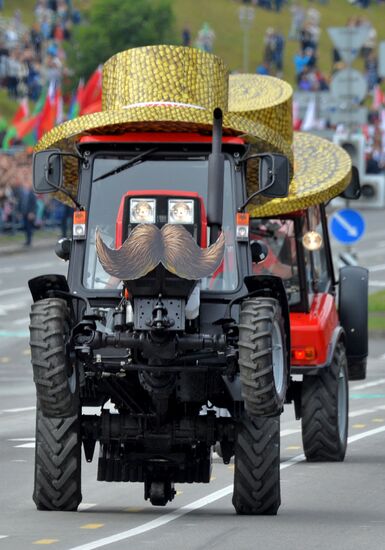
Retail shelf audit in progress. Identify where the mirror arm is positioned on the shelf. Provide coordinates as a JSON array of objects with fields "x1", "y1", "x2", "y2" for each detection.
[
  {"x1": 236, "y1": 144, "x2": 253, "y2": 166},
  {"x1": 44, "y1": 152, "x2": 83, "y2": 210},
  {"x1": 238, "y1": 150, "x2": 271, "y2": 164},
  {"x1": 238, "y1": 153, "x2": 276, "y2": 212}
]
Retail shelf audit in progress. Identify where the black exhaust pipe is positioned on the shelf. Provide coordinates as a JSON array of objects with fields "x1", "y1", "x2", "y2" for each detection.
[{"x1": 207, "y1": 108, "x2": 224, "y2": 245}]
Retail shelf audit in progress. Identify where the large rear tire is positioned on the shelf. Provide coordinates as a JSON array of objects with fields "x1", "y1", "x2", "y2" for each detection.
[
  {"x1": 301, "y1": 341, "x2": 348, "y2": 461},
  {"x1": 30, "y1": 298, "x2": 78, "y2": 418},
  {"x1": 33, "y1": 408, "x2": 82, "y2": 511},
  {"x1": 238, "y1": 297, "x2": 288, "y2": 417},
  {"x1": 232, "y1": 415, "x2": 280, "y2": 515}
]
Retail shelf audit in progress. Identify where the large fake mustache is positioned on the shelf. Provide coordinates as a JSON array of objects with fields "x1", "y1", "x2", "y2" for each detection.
[{"x1": 96, "y1": 224, "x2": 225, "y2": 281}]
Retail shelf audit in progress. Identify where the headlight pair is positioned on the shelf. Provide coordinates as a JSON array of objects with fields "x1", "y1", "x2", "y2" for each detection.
[{"x1": 130, "y1": 198, "x2": 194, "y2": 224}]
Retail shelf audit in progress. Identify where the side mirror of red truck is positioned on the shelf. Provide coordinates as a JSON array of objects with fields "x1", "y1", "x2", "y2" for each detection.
[{"x1": 340, "y1": 166, "x2": 361, "y2": 200}]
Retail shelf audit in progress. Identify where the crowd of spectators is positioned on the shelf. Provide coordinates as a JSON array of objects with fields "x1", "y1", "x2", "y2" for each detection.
[
  {"x1": 363, "y1": 110, "x2": 385, "y2": 174},
  {"x1": 0, "y1": 2, "x2": 81, "y2": 243},
  {"x1": 0, "y1": 151, "x2": 70, "y2": 245},
  {"x1": 0, "y1": 0, "x2": 81, "y2": 102},
  {"x1": 250, "y1": 1, "x2": 383, "y2": 95}
]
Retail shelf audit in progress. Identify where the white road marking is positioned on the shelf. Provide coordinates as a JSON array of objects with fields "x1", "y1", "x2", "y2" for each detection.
[
  {"x1": 0, "y1": 267, "x2": 14, "y2": 274},
  {"x1": 9, "y1": 438, "x2": 35, "y2": 442},
  {"x1": 348, "y1": 425, "x2": 385, "y2": 443},
  {"x1": 369, "y1": 280, "x2": 385, "y2": 287},
  {"x1": 349, "y1": 407, "x2": 383, "y2": 418},
  {"x1": 352, "y1": 378, "x2": 385, "y2": 390},
  {"x1": 0, "y1": 303, "x2": 28, "y2": 316},
  {"x1": 1, "y1": 406, "x2": 35, "y2": 414},
  {"x1": 0, "y1": 287, "x2": 25, "y2": 297},
  {"x1": 21, "y1": 262, "x2": 56, "y2": 271},
  {"x1": 79, "y1": 503, "x2": 98, "y2": 511},
  {"x1": 12, "y1": 317, "x2": 30, "y2": 326},
  {"x1": 14, "y1": 442, "x2": 35, "y2": 448},
  {"x1": 67, "y1": 425, "x2": 385, "y2": 550},
  {"x1": 281, "y1": 429, "x2": 300, "y2": 436},
  {"x1": 368, "y1": 263, "x2": 385, "y2": 273},
  {"x1": 0, "y1": 536, "x2": 9, "y2": 539}
]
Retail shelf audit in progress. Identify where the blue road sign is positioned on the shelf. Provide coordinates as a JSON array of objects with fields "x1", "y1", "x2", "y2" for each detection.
[{"x1": 330, "y1": 208, "x2": 365, "y2": 244}]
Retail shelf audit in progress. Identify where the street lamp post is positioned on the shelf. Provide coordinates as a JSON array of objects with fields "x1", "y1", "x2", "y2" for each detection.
[{"x1": 239, "y1": 6, "x2": 255, "y2": 73}]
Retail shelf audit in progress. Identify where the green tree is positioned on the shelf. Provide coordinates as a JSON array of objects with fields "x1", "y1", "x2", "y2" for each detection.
[{"x1": 66, "y1": 0, "x2": 176, "y2": 82}]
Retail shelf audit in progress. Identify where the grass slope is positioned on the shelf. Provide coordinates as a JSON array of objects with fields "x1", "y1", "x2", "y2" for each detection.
[{"x1": 368, "y1": 289, "x2": 385, "y2": 332}]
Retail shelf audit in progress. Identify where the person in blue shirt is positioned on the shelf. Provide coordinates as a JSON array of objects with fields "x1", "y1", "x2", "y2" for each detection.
[
  {"x1": 294, "y1": 50, "x2": 311, "y2": 84},
  {"x1": 256, "y1": 61, "x2": 270, "y2": 75}
]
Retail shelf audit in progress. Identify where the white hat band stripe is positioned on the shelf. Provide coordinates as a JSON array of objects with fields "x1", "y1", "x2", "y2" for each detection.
[{"x1": 122, "y1": 101, "x2": 206, "y2": 110}]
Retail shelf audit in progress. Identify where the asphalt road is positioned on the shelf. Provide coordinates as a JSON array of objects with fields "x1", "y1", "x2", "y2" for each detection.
[{"x1": 0, "y1": 215, "x2": 384, "y2": 550}]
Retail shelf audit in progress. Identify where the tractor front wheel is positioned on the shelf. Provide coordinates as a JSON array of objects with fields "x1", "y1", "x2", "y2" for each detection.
[
  {"x1": 238, "y1": 297, "x2": 288, "y2": 417},
  {"x1": 30, "y1": 298, "x2": 78, "y2": 418}
]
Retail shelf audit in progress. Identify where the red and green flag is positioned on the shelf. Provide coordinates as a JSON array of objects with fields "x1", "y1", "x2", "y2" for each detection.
[
  {"x1": 80, "y1": 66, "x2": 102, "y2": 115},
  {"x1": 1, "y1": 98, "x2": 30, "y2": 149},
  {"x1": 38, "y1": 81, "x2": 57, "y2": 139},
  {"x1": 68, "y1": 79, "x2": 84, "y2": 120},
  {"x1": 12, "y1": 98, "x2": 29, "y2": 125}
]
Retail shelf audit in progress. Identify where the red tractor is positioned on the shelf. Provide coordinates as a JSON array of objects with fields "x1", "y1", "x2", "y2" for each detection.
[{"x1": 251, "y1": 199, "x2": 368, "y2": 460}]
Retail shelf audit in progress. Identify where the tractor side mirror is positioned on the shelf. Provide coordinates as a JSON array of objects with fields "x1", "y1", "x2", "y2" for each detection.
[
  {"x1": 33, "y1": 149, "x2": 63, "y2": 193},
  {"x1": 250, "y1": 240, "x2": 269, "y2": 264},
  {"x1": 259, "y1": 153, "x2": 290, "y2": 198},
  {"x1": 340, "y1": 166, "x2": 361, "y2": 200}
]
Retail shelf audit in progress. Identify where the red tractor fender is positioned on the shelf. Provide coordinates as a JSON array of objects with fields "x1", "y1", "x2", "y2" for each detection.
[{"x1": 290, "y1": 293, "x2": 340, "y2": 367}]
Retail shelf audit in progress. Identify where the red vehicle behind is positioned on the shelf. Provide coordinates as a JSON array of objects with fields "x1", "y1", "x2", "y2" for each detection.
[{"x1": 251, "y1": 203, "x2": 368, "y2": 460}]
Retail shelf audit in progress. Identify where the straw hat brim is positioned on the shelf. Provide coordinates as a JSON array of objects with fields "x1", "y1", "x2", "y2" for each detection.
[
  {"x1": 35, "y1": 106, "x2": 292, "y2": 159},
  {"x1": 246, "y1": 131, "x2": 352, "y2": 217}
]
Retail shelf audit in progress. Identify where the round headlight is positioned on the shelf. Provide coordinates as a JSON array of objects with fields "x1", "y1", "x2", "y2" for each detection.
[
  {"x1": 130, "y1": 199, "x2": 156, "y2": 223},
  {"x1": 302, "y1": 231, "x2": 323, "y2": 251},
  {"x1": 168, "y1": 200, "x2": 194, "y2": 224}
]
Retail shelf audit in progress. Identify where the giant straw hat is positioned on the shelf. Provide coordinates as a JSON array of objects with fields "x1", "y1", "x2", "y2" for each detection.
[{"x1": 35, "y1": 45, "x2": 351, "y2": 215}]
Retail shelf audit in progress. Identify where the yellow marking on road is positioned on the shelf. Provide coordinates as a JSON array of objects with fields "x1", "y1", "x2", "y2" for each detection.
[
  {"x1": 33, "y1": 540, "x2": 59, "y2": 545},
  {"x1": 0, "y1": 357, "x2": 10, "y2": 364},
  {"x1": 352, "y1": 424, "x2": 366, "y2": 429},
  {"x1": 22, "y1": 349, "x2": 31, "y2": 356},
  {"x1": 80, "y1": 524, "x2": 104, "y2": 530},
  {"x1": 176, "y1": 490, "x2": 183, "y2": 496},
  {"x1": 228, "y1": 464, "x2": 235, "y2": 471},
  {"x1": 124, "y1": 507, "x2": 143, "y2": 513},
  {"x1": 286, "y1": 446, "x2": 301, "y2": 450},
  {"x1": 371, "y1": 418, "x2": 384, "y2": 423},
  {"x1": 210, "y1": 475, "x2": 216, "y2": 481}
]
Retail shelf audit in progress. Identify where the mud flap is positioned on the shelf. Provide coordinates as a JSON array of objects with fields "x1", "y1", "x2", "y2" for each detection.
[{"x1": 338, "y1": 266, "x2": 368, "y2": 371}]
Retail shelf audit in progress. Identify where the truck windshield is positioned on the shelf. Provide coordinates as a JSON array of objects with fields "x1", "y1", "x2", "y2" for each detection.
[{"x1": 83, "y1": 154, "x2": 238, "y2": 292}]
